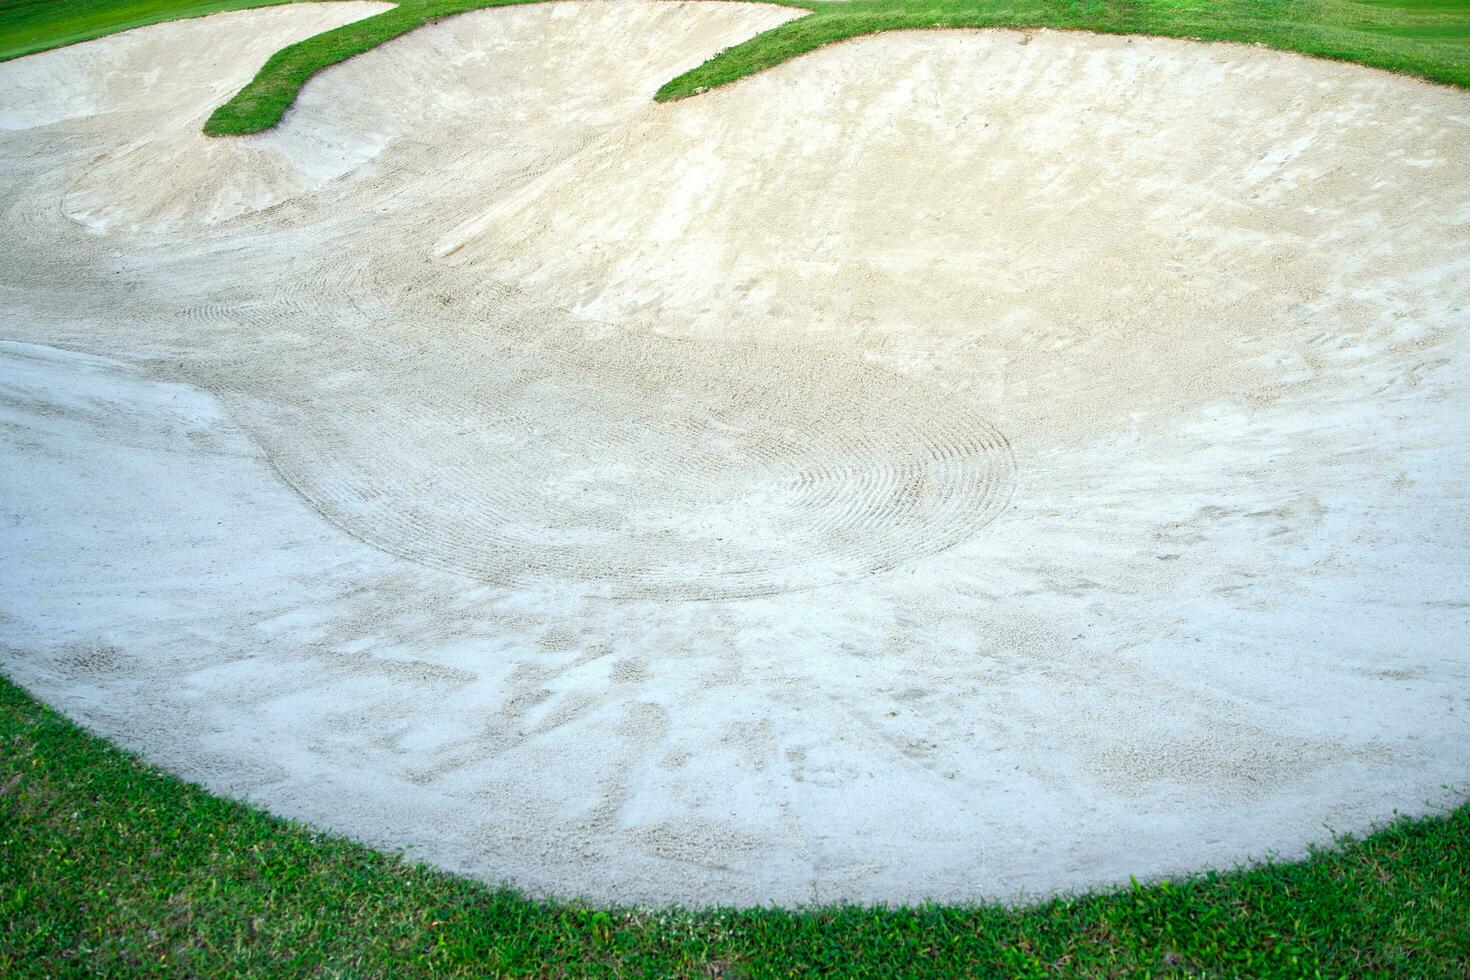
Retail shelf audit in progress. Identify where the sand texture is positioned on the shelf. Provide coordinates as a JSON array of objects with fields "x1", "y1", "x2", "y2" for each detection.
[{"x1": 1, "y1": 1, "x2": 1468, "y2": 906}]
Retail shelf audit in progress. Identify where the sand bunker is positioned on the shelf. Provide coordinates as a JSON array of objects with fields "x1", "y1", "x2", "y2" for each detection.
[{"x1": 1, "y1": 2, "x2": 1468, "y2": 905}]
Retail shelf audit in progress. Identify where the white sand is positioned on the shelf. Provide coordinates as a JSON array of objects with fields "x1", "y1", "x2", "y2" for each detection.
[{"x1": 1, "y1": 1, "x2": 1468, "y2": 906}]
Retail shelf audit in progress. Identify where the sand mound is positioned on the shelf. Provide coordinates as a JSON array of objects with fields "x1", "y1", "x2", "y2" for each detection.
[
  {"x1": 2, "y1": 4, "x2": 395, "y2": 228},
  {"x1": 438, "y1": 29, "x2": 1469, "y2": 451},
  {"x1": 1, "y1": 2, "x2": 1467, "y2": 906},
  {"x1": 57, "y1": 1, "x2": 799, "y2": 231}
]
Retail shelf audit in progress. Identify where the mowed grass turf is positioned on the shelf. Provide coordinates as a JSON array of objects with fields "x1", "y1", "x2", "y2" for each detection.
[
  {"x1": 1, "y1": 0, "x2": 1468, "y2": 133},
  {"x1": 1, "y1": 675, "x2": 1468, "y2": 975},
  {"x1": 0, "y1": 0, "x2": 324, "y2": 60},
  {"x1": 656, "y1": 0, "x2": 1470, "y2": 99}
]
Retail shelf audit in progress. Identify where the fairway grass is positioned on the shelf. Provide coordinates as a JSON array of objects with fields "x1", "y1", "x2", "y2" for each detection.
[
  {"x1": 2, "y1": 0, "x2": 1469, "y2": 134},
  {"x1": 1, "y1": 675, "x2": 1467, "y2": 975},
  {"x1": 0, "y1": 0, "x2": 329, "y2": 61}
]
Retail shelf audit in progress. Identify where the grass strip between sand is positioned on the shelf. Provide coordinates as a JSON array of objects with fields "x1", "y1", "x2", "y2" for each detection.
[
  {"x1": 2, "y1": 674, "x2": 1467, "y2": 975},
  {"x1": 657, "y1": 0, "x2": 1470, "y2": 99},
  {"x1": 1, "y1": 1, "x2": 1469, "y2": 134}
]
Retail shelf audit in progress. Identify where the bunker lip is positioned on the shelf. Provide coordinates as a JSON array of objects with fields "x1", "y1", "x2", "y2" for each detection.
[{"x1": 1, "y1": 2, "x2": 1468, "y2": 908}]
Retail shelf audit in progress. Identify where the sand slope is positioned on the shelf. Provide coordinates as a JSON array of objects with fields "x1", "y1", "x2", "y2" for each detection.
[{"x1": 1, "y1": 2, "x2": 1467, "y2": 905}]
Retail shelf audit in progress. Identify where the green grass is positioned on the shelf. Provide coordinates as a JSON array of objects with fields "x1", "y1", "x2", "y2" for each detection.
[
  {"x1": 2, "y1": 674, "x2": 1467, "y2": 976},
  {"x1": 656, "y1": 0, "x2": 1470, "y2": 100},
  {"x1": 0, "y1": 0, "x2": 334, "y2": 61},
  {"x1": 2, "y1": 0, "x2": 1469, "y2": 134}
]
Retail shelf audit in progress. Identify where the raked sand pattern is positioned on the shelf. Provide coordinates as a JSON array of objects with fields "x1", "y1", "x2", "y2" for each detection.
[{"x1": 1, "y1": 1, "x2": 1468, "y2": 906}]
